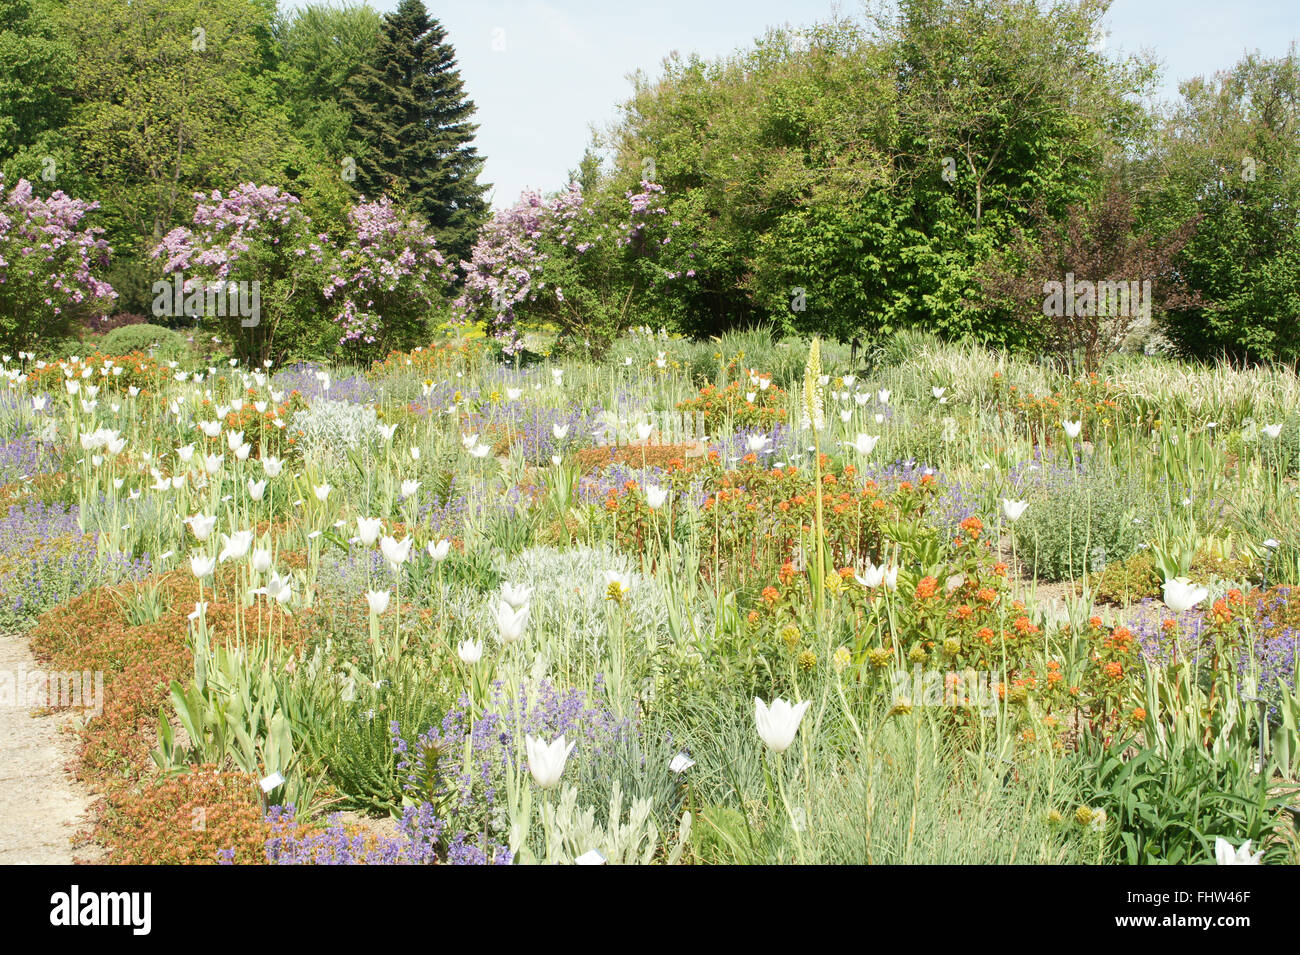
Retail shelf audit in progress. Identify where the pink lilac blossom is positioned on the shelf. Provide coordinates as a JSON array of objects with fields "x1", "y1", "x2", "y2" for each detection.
[
  {"x1": 324, "y1": 198, "x2": 450, "y2": 346},
  {"x1": 0, "y1": 176, "x2": 116, "y2": 332},
  {"x1": 452, "y1": 180, "x2": 690, "y2": 356}
]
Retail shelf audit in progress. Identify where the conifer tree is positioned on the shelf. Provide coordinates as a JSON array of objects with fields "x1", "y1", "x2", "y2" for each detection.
[{"x1": 344, "y1": 0, "x2": 488, "y2": 266}]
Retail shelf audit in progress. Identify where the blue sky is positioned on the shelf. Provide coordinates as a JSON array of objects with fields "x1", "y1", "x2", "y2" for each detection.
[{"x1": 362, "y1": 0, "x2": 1299, "y2": 207}]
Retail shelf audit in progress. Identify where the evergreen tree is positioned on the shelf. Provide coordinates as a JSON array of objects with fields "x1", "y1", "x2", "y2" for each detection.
[{"x1": 344, "y1": 0, "x2": 489, "y2": 266}]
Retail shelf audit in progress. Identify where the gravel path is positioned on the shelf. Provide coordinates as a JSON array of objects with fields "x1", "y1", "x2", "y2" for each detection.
[{"x1": 0, "y1": 632, "x2": 94, "y2": 864}]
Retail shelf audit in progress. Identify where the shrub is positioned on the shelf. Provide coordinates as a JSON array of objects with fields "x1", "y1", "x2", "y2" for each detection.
[
  {"x1": 153, "y1": 183, "x2": 331, "y2": 365},
  {"x1": 0, "y1": 176, "x2": 117, "y2": 351},
  {"x1": 289, "y1": 398, "x2": 379, "y2": 454},
  {"x1": 101, "y1": 323, "x2": 190, "y2": 363},
  {"x1": 1092, "y1": 551, "x2": 1161, "y2": 605},
  {"x1": 85, "y1": 312, "x2": 148, "y2": 335},
  {"x1": 1012, "y1": 464, "x2": 1150, "y2": 581}
]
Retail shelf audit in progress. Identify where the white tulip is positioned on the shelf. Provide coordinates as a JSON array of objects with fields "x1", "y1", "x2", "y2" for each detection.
[
  {"x1": 401, "y1": 479, "x2": 420, "y2": 499},
  {"x1": 218, "y1": 530, "x2": 254, "y2": 563},
  {"x1": 203, "y1": 453, "x2": 223, "y2": 475},
  {"x1": 1215, "y1": 837, "x2": 1263, "y2": 865},
  {"x1": 251, "y1": 548, "x2": 273, "y2": 575},
  {"x1": 604, "y1": 569, "x2": 632, "y2": 599},
  {"x1": 846, "y1": 433, "x2": 880, "y2": 456},
  {"x1": 427, "y1": 538, "x2": 451, "y2": 562},
  {"x1": 176, "y1": 444, "x2": 196, "y2": 463},
  {"x1": 266, "y1": 572, "x2": 293, "y2": 604},
  {"x1": 457, "y1": 640, "x2": 484, "y2": 664},
  {"x1": 1062, "y1": 419, "x2": 1082, "y2": 439},
  {"x1": 746, "y1": 434, "x2": 770, "y2": 454},
  {"x1": 313, "y1": 483, "x2": 331, "y2": 502},
  {"x1": 356, "y1": 517, "x2": 384, "y2": 546},
  {"x1": 365, "y1": 590, "x2": 391, "y2": 615},
  {"x1": 199, "y1": 420, "x2": 222, "y2": 438},
  {"x1": 755, "y1": 697, "x2": 811, "y2": 754},
  {"x1": 636, "y1": 422, "x2": 653, "y2": 441},
  {"x1": 1001, "y1": 499, "x2": 1030, "y2": 522},
  {"x1": 931, "y1": 386, "x2": 946, "y2": 400},
  {"x1": 1263, "y1": 423, "x2": 1283, "y2": 439},
  {"x1": 469, "y1": 444, "x2": 491, "y2": 459},
  {"x1": 261, "y1": 456, "x2": 283, "y2": 477},
  {"x1": 495, "y1": 600, "x2": 530, "y2": 643},
  {"x1": 524, "y1": 734, "x2": 575, "y2": 789},
  {"x1": 1162, "y1": 577, "x2": 1208, "y2": 614},
  {"x1": 190, "y1": 553, "x2": 216, "y2": 579},
  {"x1": 380, "y1": 535, "x2": 412, "y2": 569},
  {"x1": 186, "y1": 514, "x2": 217, "y2": 541},
  {"x1": 552, "y1": 423, "x2": 569, "y2": 440},
  {"x1": 645, "y1": 485, "x2": 668, "y2": 510},
  {"x1": 500, "y1": 582, "x2": 532, "y2": 609},
  {"x1": 226, "y1": 430, "x2": 244, "y2": 451},
  {"x1": 247, "y1": 478, "x2": 267, "y2": 501}
]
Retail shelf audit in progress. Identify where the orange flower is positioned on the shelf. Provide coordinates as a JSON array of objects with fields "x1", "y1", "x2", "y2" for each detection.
[
  {"x1": 761, "y1": 586, "x2": 780, "y2": 605},
  {"x1": 1103, "y1": 661, "x2": 1123, "y2": 680},
  {"x1": 977, "y1": 627, "x2": 995, "y2": 645},
  {"x1": 915, "y1": 577, "x2": 938, "y2": 600},
  {"x1": 1211, "y1": 599, "x2": 1233, "y2": 625}
]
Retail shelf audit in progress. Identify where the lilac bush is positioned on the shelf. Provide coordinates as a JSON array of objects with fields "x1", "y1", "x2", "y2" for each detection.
[
  {"x1": 324, "y1": 198, "x2": 451, "y2": 352},
  {"x1": 0, "y1": 176, "x2": 116, "y2": 350},
  {"x1": 453, "y1": 180, "x2": 694, "y2": 355},
  {"x1": 154, "y1": 183, "x2": 330, "y2": 364}
]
